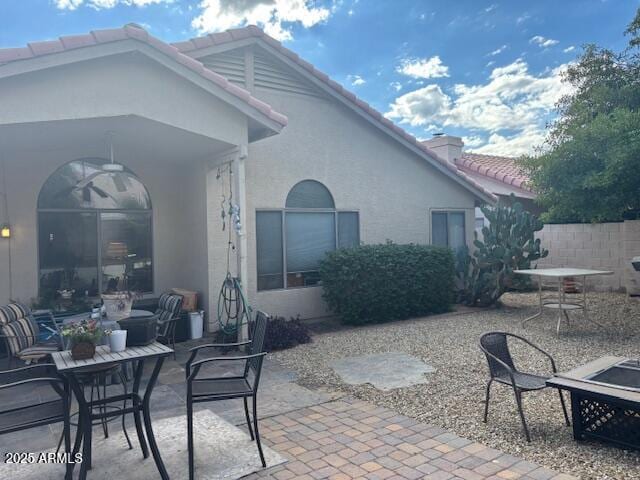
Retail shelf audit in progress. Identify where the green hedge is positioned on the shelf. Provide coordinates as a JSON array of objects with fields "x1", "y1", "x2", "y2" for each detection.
[{"x1": 319, "y1": 243, "x2": 455, "y2": 325}]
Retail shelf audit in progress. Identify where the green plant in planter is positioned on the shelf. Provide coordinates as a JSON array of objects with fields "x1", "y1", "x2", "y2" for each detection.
[
  {"x1": 457, "y1": 195, "x2": 548, "y2": 307},
  {"x1": 61, "y1": 319, "x2": 103, "y2": 346}
]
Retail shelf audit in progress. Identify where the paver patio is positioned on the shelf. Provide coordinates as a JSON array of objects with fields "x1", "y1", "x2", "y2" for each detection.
[
  {"x1": 0, "y1": 339, "x2": 576, "y2": 480},
  {"x1": 245, "y1": 397, "x2": 575, "y2": 480}
]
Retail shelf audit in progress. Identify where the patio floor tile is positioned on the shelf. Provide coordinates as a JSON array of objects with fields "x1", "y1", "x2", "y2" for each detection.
[{"x1": 243, "y1": 397, "x2": 577, "y2": 480}]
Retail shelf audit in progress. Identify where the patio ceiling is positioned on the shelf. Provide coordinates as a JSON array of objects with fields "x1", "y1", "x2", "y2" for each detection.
[{"x1": 0, "y1": 116, "x2": 234, "y2": 165}]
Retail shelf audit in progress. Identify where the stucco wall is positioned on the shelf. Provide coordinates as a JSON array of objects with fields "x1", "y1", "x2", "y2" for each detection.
[
  {"x1": 536, "y1": 220, "x2": 640, "y2": 293},
  {"x1": 0, "y1": 53, "x2": 248, "y2": 147},
  {"x1": 229, "y1": 88, "x2": 478, "y2": 322}
]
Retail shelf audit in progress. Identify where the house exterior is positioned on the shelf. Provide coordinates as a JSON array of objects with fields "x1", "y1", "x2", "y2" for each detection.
[
  {"x1": 423, "y1": 135, "x2": 539, "y2": 234},
  {"x1": 0, "y1": 24, "x2": 495, "y2": 330}
]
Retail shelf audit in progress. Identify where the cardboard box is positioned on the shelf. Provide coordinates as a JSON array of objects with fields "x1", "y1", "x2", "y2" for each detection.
[{"x1": 171, "y1": 288, "x2": 198, "y2": 312}]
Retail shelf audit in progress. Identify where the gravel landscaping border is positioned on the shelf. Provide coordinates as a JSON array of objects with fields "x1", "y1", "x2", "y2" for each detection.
[{"x1": 271, "y1": 292, "x2": 640, "y2": 480}]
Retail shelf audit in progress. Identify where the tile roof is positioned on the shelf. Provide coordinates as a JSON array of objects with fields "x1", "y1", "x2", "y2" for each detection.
[
  {"x1": 173, "y1": 26, "x2": 498, "y2": 203},
  {"x1": 0, "y1": 24, "x2": 287, "y2": 129},
  {"x1": 455, "y1": 152, "x2": 531, "y2": 192}
]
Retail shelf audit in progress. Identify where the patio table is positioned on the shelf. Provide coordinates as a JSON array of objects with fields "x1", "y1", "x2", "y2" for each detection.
[
  {"x1": 51, "y1": 342, "x2": 173, "y2": 480},
  {"x1": 514, "y1": 268, "x2": 613, "y2": 335}
]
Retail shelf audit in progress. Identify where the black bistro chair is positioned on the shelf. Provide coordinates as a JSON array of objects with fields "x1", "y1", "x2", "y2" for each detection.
[
  {"x1": 154, "y1": 293, "x2": 184, "y2": 359},
  {"x1": 479, "y1": 332, "x2": 570, "y2": 442},
  {"x1": 0, "y1": 364, "x2": 73, "y2": 480},
  {"x1": 185, "y1": 311, "x2": 269, "y2": 480}
]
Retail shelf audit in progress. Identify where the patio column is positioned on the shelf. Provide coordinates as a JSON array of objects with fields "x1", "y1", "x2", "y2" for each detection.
[{"x1": 208, "y1": 145, "x2": 250, "y2": 338}]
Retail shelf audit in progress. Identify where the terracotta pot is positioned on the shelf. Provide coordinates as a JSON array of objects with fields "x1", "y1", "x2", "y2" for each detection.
[{"x1": 71, "y1": 341, "x2": 96, "y2": 360}]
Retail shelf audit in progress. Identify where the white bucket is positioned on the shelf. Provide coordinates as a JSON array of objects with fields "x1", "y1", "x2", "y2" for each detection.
[
  {"x1": 109, "y1": 330, "x2": 127, "y2": 352},
  {"x1": 189, "y1": 311, "x2": 204, "y2": 339}
]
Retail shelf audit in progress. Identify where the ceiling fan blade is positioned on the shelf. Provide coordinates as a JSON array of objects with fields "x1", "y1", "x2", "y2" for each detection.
[
  {"x1": 90, "y1": 184, "x2": 110, "y2": 198},
  {"x1": 112, "y1": 174, "x2": 127, "y2": 193}
]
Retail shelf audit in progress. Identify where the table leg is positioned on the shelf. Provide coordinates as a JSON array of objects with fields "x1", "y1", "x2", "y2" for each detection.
[
  {"x1": 67, "y1": 372, "x2": 92, "y2": 480},
  {"x1": 522, "y1": 277, "x2": 543, "y2": 326},
  {"x1": 142, "y1": 356, "x2": 170, "y2": 480},
  {"x1": 556, "y1": 279, "x2": 564, "y2": 335},
  {"x1": 132, "y1": 359, "x2": 150, "y2": 458}
]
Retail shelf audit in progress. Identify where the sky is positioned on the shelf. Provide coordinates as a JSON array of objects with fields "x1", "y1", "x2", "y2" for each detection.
[{"x1": 1, "y1": 0, "x2": 639, "y2": 156}]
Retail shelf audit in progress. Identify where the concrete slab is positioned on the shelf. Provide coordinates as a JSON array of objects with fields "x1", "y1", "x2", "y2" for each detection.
[
  {"x1": 0, "y1": 410, "x2": 286, "y2": 480},
  {"x1": 330, "y1": 352, "x2": 435, "y2": 391}
]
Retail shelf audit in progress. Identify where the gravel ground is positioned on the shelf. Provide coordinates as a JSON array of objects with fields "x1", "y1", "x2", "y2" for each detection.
[{"x1": 271, "y1": 292, "x2": 640, "y2": 480}]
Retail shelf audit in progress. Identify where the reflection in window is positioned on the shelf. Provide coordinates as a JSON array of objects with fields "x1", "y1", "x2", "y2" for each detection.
[
  {"x1": 38, "y1": 212, "x2": 99, "y2": 299},
  {"x1": 431, "y1": 211, "x2": 466, "y2": 252},
  {"x1": 101, "y1": 213, "x2": 152, "y2": 293},
  {"x1": 38, "y1": 159, "x2": 151, "y2": 210},
  {"x1": 38, "y1": 159, "x2": 152, "y2": 307},
  {"x1": 257, "y1": 181, "x2": 359, "y2": 291}
]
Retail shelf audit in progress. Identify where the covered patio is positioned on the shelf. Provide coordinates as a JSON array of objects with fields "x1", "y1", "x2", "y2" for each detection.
[{"x1": 0, "y1": 24, "x2": 286, "y2": 317}]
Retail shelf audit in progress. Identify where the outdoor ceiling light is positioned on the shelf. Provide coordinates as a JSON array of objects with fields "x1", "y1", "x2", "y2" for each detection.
[
  {"x1": 101, "y1": 132, "x2": 124, "y2": 172},
  {"x1": 1, "y1": 224, "x2": 10, "y2": 238}
]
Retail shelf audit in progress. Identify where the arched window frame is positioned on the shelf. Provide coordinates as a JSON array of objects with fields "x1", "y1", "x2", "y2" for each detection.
[
  {"x1": 256, "y1": 180, "x2": 360, "y2": 291},
  {"x1": 37, "y1": 159, "x2": 153, "y2": 301}
]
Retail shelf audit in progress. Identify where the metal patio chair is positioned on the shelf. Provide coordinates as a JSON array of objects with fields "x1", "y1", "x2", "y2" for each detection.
[
  {"x1": 155, "y1": 293, "x2": 183, "y2": 359},
  {"x1": 0, "y1": 302, "x2": 62, "y2": 368},
  {"x1": 0, "y1": 363, "x2": 73, "y2": 480},
  {"x1": 185, "y1": 311, "x2": 269, "y2": 479},
  {"x1": 479, "y1": 331, "x2": 570, "y2": 442}
]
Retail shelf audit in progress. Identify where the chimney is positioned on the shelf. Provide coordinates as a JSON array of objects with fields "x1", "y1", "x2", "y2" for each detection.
[{"x1": 422, "y1": 134, "x2": 463, "y2": 164}]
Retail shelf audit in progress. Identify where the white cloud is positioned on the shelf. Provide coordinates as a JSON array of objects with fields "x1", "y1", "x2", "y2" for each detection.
[
  {"x1": 469, "y1": 127, "x2": 546, "y2": 156},
  {"x1": 563, "y1": 45, "x2": 575, "y2": 53},
  {"x1": 348, "y1": 74, "x2": 365, "y2": 86},
  {"x1": 387, "y1": 59, "x2": 572, "y2": 155},
  {"x1": 55, "y1": 0, "x2": 170, "y2": 9},
  {"x1": 397, "y1": 56, "x2": 449, "y2": 79},
  {"x1": 530, "y1": 35, "x2": 559, "y2": 48},
  {"x1": 484, "y1": 3, "x2": 497, "y2": 13},
  {"x1": 390, "y1": 81, "x2": 402, "y2": 92},
  {"x1": 462, "y1": 135, "x2": 485, "y2": 148},
  {"x1": 488, "y1": 44, "x2": 507, "y2": 56},
  {"x1": 386, "y1": 84, "x2": 451, "y2": 127},
  {"x1": 516, "y1": 13, "x2": 530, "y2": 24},
  {"x1": 191, "y1": 0, "x2": 331, "y2": 41}
]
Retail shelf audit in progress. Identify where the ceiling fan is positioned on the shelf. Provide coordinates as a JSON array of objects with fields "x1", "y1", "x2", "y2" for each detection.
[{"x1": 55, "y1": 132, "x2": 126, "y2": 202}]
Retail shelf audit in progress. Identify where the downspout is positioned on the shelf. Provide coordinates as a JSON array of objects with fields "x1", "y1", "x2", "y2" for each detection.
[{"x1": 233, "y1": 145, "x2": 249, "y2": 339}]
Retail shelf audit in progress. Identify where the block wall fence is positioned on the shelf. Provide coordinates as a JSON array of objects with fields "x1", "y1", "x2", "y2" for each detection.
[{"x1": 535, "y1": 219, "x2": 640, "y2": 294}]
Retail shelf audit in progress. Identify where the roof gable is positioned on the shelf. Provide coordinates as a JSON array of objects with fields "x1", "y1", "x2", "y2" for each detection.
[
  {"x1": 0, "y1": 24, "x2": 287, "y2": 137},
  {"x1": 174, "y1": 26, "x2": 497, "y2": 204}
]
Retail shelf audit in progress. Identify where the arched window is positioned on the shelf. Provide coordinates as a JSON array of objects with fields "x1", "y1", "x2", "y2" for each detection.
[
  {"x1": 285, "y1": 180, "x2": 335, "y2": 209},
  {"x1": 38, "y1": 159, "x2": 153, "y2": 304},
  {"x1": 256, "y1": 180, "x2": 359, "y2": 291}
]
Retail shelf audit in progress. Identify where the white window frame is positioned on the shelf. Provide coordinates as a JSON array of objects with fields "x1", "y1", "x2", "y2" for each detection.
[
  {"x1": 430, "y1": 208, "x2": 468, "y2": 249},
  {"x1": 256, "y1": 208, "x2": 360, "y2": 291}
]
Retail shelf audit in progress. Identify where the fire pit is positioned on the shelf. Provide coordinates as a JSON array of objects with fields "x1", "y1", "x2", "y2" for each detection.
[{"x1": 548, "y1": 357, "x2": 640, "y2": 450}]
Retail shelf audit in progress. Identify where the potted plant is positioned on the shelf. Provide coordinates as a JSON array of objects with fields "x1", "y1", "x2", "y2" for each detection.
[
  {"x1": 61, "y1": 319, "x2": 103, "y2": 360},
  {"x1": 102, "y1": 290, "x2": 137, "y2": 320}
]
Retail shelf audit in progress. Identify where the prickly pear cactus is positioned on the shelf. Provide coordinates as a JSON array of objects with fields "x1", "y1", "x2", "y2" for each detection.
[{"x1": 457, "y1": 195, "x2": 548, "y2": 307}]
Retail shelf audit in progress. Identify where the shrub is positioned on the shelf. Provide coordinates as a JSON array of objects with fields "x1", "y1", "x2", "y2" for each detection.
[
  {"x1": 259, "y1": 316, "x2": 311, "y2": 351},
  {"x1": 319, "y1": 243, "x2": 455, "y2": 325}
]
